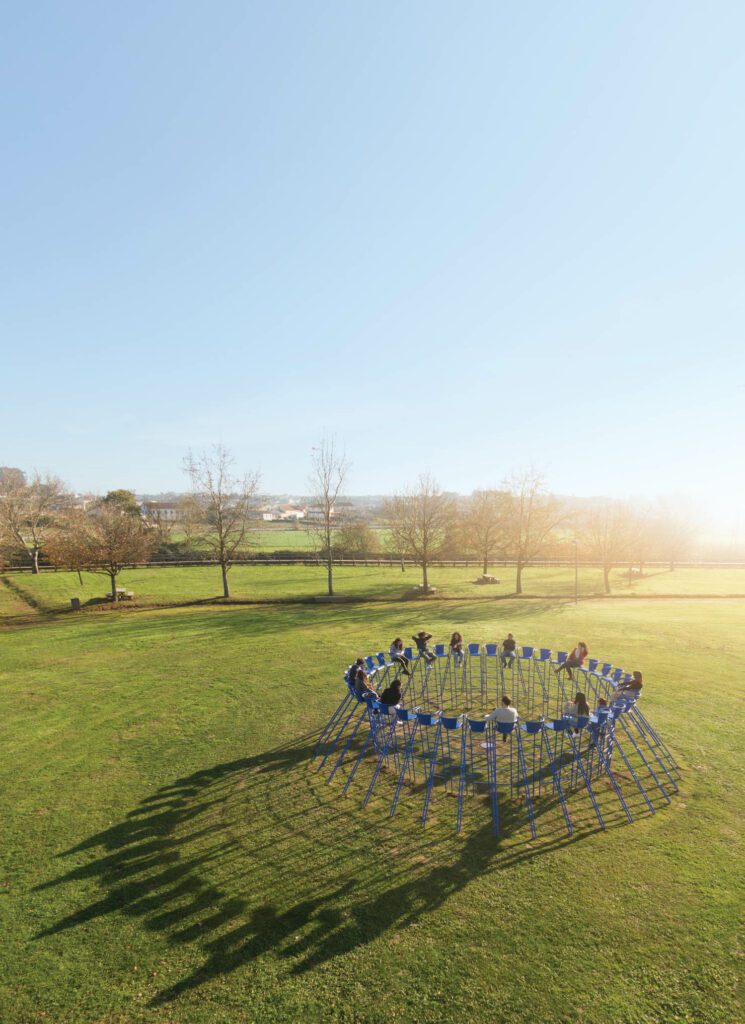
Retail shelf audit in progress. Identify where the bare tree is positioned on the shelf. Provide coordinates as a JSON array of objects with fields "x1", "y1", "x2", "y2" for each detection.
[
  {"x1": 581, "y1": 499, "x2": 634, "y2": 594},
  {"x1": 501, "y1": 470, "x2": 563, "y2": 595},
  {"x1": 382, "y1": 475, "x2": 454, "y2": 594},
  {"x1": 0, "y1": 469, "x2": 68, "y2": 573},
  {"x1": 650, "y1": 498, "x2": 699, "y2": 571},
  {"x1": 183, "y1": 446, "x2": 260, "y2": 598},
  {"x1": 47, "y1": 502, "x2": 155, "y2": 599},
  {"x1": 306, "y1": 438, "x2": 349, "y2": 596},
  {"x1": 464, "y1": 489, "x2": 507, "y2": 575}
]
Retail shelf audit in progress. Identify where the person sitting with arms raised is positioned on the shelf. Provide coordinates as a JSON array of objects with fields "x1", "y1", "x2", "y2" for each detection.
[
  {"x1": 489, "y1": 695, "x2": 519, "y2": 741},
  {"x1": 563, "y1": 691, "x2": 590, "y2": 733},
  {"x1": 615, "y1": 670, "x2": 643, "y2": 699},
  {"x1": 501, "y1": 633, "x2": 517, "y2": 668},
  {"x1": 379, "y1": 677, "x2": 403, "y2": 707},
  {"x1": 412, "y1": 630, "x2": 436, "y2": 664},
  {"x1": 389, "y1": 638, "x2": 411, "y2": 676},
  {"x1": 450, "y1": 631, "x2": 465, "y2": 667},
  {"x1": 555, "y1": 641, "x2": 588, "y2": 681}
]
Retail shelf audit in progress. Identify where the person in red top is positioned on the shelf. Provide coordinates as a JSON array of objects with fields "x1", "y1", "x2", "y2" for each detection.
[{"x1": 555, "y1": 641, "x2": 588, "y2": 682}]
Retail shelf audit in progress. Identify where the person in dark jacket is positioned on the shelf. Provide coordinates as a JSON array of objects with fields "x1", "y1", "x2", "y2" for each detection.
[
  {"x1": 380, "y1": 678, "x2": 403, "y2": 706},
  {"x1": 412, "y1": 631, "x2": 436, "y2": 664},
  {"x1": 501, "y1": 633, "x2": 517, "y2": 668}
]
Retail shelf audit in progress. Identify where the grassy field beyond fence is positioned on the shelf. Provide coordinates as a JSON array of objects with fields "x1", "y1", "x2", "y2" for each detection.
[{"x1": 4, "y1": 563, "x2": 745, "y2": 614}]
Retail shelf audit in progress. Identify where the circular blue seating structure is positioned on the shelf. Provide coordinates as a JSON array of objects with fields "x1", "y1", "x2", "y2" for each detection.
[{"x1": 314, "y1": 640, "x2": 680, "y2": 839}]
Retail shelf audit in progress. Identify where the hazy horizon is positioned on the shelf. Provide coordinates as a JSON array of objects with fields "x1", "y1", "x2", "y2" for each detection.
[{"x1": 3, "y1": 3, "x2": 744, "y2": 528}]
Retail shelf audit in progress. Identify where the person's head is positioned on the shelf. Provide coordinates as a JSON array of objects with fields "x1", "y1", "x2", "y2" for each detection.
[
  {"x1": 507, "y1": 633, "x2": 513, "y2": 639},
  {"x1": 579, "y1": 641, "x2": 588, "y2": 653},
  {"x1": 598, "y1": 698, "x2": 608, "y2": 707},
  {"x1": 356, "y1": 658, "x2": 364, "y2": 667},
  {"x1": 575, "y1": 692, "x2": 590, "y2": 714},
  {"x1": 451, "y1": 631, "x2": 462, "y2": 642},
  {"x1": 393, "y1": 638, "x2": 402, "y2": 646},
  {"x1": 391, "y1": 677, "x2": 402, "y2": 693},
  {"x1": 633, "y1": 670, "x2": 643, "y2": 684},
  {"x1": 502, "y1": 696, "x2": 512, "y2": 707}
]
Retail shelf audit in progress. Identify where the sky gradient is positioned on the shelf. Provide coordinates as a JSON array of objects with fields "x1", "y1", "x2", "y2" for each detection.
[{"x1": 2, "y1": 2, "x2": 743, "y2": 529}]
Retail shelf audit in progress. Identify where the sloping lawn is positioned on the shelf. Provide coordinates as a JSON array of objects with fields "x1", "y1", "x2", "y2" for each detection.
[{"x1": 0, "y1": 597, "x2": 742, "y2": 1023}]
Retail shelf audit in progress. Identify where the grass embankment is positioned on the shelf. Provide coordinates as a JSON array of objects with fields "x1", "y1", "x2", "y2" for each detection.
[
  {"x1": 5, "y1": 564, "x2": 745, "y2": 614},
  {"x1": 0, "y1": 596, "x2": 742, "y2": 1023}
]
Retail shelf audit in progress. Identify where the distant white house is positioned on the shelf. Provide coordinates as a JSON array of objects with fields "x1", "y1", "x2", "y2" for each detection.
[
  {"x1": 141, "y1": 501, "x2": 181, "y2": 522},
  {"x1": 261, "y1": 504, "x2": 306, "y2": 522}
]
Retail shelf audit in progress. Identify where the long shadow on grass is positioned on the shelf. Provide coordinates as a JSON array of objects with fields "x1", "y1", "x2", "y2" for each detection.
[{"x1": 35, "y1": 732, "x2": 614, "y2": 1007}]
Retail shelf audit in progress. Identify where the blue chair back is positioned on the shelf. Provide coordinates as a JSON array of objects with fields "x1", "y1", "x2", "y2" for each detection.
[
  {"x1": 576, "y1": 715, "x2": 590, "y2": 730},
  {"x1": 396, "y1": 706, "x2": 417, "y2": 722},
  {"x1": 520, "y1": 645, "x2": 534, "y2": 658},
  {"x1": 434, "y1": 643, "x2": 446, "y2": 657},
  {"x1": 468, "y1": 642, "x2": 480, "y2": 656},
  {"x1": 496, "y1": 720, "x2": 516, "y2": 737},
  {"x1": 403, "y1": 646, "x2": 413, "y2": 659},
  {"x1": 538, "y1": 648, "x2": 552, "y2": 661},
  {"x1": 365, "y1": 656, "x2": 375, "y2": 671},
  {"x1": 376, "y1": 652, "x2": 387, "y2": 666},
  {"x1": 557, "y1": 651, "x2": 568, "y2": 664},
  {"x1": 521, "y1": 720, "x2": 543, "y2": 734},
  {"x1": 545, "y1": 718, "x2": 569, "y2": 731},
  {"x1": 416, "y1": 711, "x2": 437, "y2": 727},
  {"x1": 587, "y1": 658, "x2": 599, "y2": 671},
  {"x1": 441, "y1": 715, "x2": 462, "y2": 730},
  {"x1": 485, "y1": 643, "x2": 498, "y2": 656},
  {"x1": 467, "y1": 718, "x2": 487, "y2": 733}
]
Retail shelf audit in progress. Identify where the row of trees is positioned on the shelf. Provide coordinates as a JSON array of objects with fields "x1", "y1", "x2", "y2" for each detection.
[{"x1": 0, "y1": 454, "x2": 697, "y2": 600}]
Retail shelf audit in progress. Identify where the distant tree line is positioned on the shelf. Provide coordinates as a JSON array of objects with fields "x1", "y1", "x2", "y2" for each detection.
[{"x1": 0, "y1": 455, "x2": 701, "y2": 599}]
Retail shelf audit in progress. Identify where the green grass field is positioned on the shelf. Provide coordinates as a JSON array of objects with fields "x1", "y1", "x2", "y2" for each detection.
[
  {"x1": 0, "y1": 584, "x2": 743, "y2": 1024},
  {"x1": 6, "y1": 564, "x2": 745, "y2": 615}
]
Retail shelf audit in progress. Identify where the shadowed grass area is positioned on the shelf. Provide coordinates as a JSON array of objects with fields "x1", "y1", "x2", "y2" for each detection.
[
  {"x1": 6, "y1": 563, "x2": 745, "y2": 614},
  {"x1": 0, "y1": 598, "x2": 742, "y2": 1022}
]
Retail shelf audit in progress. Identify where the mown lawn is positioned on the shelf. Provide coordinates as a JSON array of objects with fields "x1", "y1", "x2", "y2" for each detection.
[
  {"x1": 0, "y1": 595, "x2": 742, "y2": 1023},
  {"x1": 6, "y1": 563, "x2": 745, "y2": 614}
]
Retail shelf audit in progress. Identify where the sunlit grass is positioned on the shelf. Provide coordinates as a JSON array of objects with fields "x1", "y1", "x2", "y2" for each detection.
[{"x1": 0, "y1": 596, "x2": 742, "y2": 1022}]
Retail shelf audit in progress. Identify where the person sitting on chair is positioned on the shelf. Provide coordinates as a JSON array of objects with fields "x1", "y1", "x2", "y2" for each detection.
[
  {"x1": 389, "y1": 638, "x2": 411, "y2": 676},
  {"x1": 450, "y1": 631, "x2": 464, "y2": 667},
  {"x1": 615, "y1": 670, "x2": 643, "y2": 698},
  {"x1": 555, "y1": 641, "x2": 588, "y2": 681},
  {"x1": 501, "y1": 633, "x2": 517, "y2": 668},
  {"x1": 379, "y1": 678, "x2": 403, "y2": 707},
  {"x1": 354, "y1": 669, "x2": 379, "y2": 701},
  {"x1": 489, "y1": 695, "x2": 519, "y2": 741},
  {"x1": 412, "y1": 631, "x2": 436, "y2": 664},
  {"x1": 346, "y1": 658, "x2": 365, "y2": 687},
  {"x1": 563, "y1": 691, "x2": 590, "y2": 733}
]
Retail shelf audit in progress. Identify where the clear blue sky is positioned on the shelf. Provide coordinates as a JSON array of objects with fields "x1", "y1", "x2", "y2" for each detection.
[{"x1": 2, "y1": 2, "x2": 743, "y2": 525}]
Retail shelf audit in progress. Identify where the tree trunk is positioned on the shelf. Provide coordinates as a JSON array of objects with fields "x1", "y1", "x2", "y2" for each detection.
[
  {"x1": 221, "y1": 562, "x2": 230, "y2": 598},
  {"x1": 77, "y1": 569, "x2": 83, "y2": 586},
  {"x1": 31, "y1": 547, "x2": 40, "y2": 575},
  {"x1": 483, "y1": 554, "x2": 488, "y2": 575},
  {"x1": 400, "y1": 557, "x2": 405, "y2": 573},
  {"x1": 603, "y1": 565, "x2": 611, "y2": 594},
  {"x1": 422, "y1": 561, "x2": 429, "y2": 594},
  {"x1": 109, "y1": 572, "x2": 117, "y2": 600},
  {"x1": 327, "y1": 552, "x2": 333, "y2": 596},
  {"x1": 515, "y1": 561, "x2": 523, "y2": 595}
]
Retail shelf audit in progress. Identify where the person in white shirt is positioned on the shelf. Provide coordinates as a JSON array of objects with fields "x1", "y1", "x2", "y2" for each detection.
[{"x1": 490, "y1": 696, "x2": 519, "y2": 742}]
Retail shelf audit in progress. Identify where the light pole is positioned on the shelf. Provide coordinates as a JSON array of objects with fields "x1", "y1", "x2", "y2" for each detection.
[{"x1": 573, "y1": 539, "x2": 578, "y2": 605}]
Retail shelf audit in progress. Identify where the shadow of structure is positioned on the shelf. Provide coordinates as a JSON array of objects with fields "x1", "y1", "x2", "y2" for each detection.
[{"x1": 36, "y1": 732, "x2": 631, "y2": 1007}]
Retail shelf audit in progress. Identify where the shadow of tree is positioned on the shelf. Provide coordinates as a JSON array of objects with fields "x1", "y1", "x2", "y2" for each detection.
[{"x1": 35, "y1": 732, "x2": 623, "y2": 1008}]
